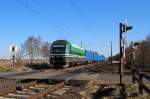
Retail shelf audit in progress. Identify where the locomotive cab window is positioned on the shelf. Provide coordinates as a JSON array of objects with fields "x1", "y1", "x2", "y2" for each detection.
[{"x1": 51, "y1": 45, "x2": 66, "y2": 54}]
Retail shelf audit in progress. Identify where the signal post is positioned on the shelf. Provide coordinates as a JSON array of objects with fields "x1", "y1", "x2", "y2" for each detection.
[
  {"x1": 10, "y1": 46, "x2": 17, "y2": 71},
  {"x1": 119, "y1": 21, "x2": 132, "y2": 97}
]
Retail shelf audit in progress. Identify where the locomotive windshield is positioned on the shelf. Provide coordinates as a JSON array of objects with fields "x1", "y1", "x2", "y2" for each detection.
[{"x1": 51, "y1": 45, "x2": 66, "y2": 54}]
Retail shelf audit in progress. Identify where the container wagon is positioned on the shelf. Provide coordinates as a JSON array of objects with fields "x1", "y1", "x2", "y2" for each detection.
[{"x1": 85, "y1": 50, "x2": 93, "y2": 63}]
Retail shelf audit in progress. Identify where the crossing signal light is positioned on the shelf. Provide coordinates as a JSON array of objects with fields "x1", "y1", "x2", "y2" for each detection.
[
  {"x1": 122, "y1": 24, "x2": 133, "y2": 32},
  {"x1": 133, "y1": 42, "x2": 139, "y2": 46},
  {"x1": 131, "y1": 41, "x2": 139, "y2": 50},
  {"x1": 12, "y1": 46, "x2": 15, "y2": 52},
  {"x1": 126, "y1": 25, "x2": 133, "y2": 31}
]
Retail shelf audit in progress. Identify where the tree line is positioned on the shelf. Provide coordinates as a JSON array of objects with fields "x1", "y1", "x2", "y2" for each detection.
[
  {"x1": 16, "y1": 36, "x2": 51, "y2": 64},
  {"x1": 112, "y1": 34, "x2": 150, "y2": 69}
]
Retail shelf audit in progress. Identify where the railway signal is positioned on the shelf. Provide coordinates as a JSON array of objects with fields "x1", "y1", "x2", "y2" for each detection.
[
  {"x1": 119, "y1": 21, "x2": 133, "y2": 97},
  {"x1": 131, "y1": 41, "x2": 139, "y2": 83},
  {"x1": 10, "y1": 45, "x2": 18, "y2": 70},
  {"x1": 131, "y1": 41, "x2": 139, "y2": 61},
  {"x1": 10, "y1": 45, "x2": 18, "y2": 54},
  {"x1": 131, "y1": 41, "x2": 139, "y2": 50}
]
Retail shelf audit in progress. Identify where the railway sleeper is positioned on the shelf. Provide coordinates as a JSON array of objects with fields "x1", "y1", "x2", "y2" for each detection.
[
  {"x1": 2, "y1": 83, "x2": 51, "y2": 98},
  {"x1": 0, "y1": 79, "x2": 93, "y2": 99}
]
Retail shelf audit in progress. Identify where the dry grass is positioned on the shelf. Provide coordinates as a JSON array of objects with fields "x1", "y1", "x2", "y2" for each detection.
[
  {"x1": 78, "y1": 80, "x2": 150, "y2": 99},
  {"x1": 0, "y1": 62, "x2": 11, "y2": 71},
  {"x1": 0, "y1": 61, "x2": 30, "y2": 72},
  {"x1": 126, "y1": 83, "x2": 150, "y2": 99}
]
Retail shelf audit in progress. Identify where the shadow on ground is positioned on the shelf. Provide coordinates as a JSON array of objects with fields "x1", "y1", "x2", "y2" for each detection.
[
  {"x1": 26, "y1": 63, "x2": 52, "y2": 70},
  {"x1": 92, "y1": 86, "x2": 116, "y2": 99}
]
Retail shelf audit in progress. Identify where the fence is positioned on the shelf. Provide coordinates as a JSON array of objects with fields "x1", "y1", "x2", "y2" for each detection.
[{"x1": 132, "y1": 66, "x2": 150, "y2": 95}]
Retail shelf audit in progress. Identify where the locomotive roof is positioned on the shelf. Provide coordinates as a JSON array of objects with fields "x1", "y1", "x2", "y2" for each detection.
[{"x1": 52, "y1": 40, "x2": 85, "y2": 50}]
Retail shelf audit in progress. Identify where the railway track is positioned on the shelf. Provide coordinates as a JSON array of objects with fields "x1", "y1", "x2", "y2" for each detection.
[
  {"x1": 0, "y1": 78, "x2": 84, "y2": 99},
  {"x1": 0, "y1": 63, "x2": 106, "y2": 99}
]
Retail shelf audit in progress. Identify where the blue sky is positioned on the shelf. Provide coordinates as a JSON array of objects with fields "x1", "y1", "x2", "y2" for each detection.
[{"x1": 0, "y1": 0, "x2": 150, "y2": 58}]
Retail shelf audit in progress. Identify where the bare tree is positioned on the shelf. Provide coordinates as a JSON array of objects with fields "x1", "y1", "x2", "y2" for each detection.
[
  {"x1": 21, "y1": 36, "x2": 52, "y2": 64},
  {"x1": 41, "y1": 42, "x2": 50, "y2": 62},
  {"x1": 113, "y1": 34, "x2": 150, "y2": 70},
  {"x1": 15, "y1": 47, "x2": 25, "y2": 66},
  {"x1": 23, "y1": 36, "x2": 35, "y2": 64},
  {"x1": 34, "y1": 36, "x2": 42, "y2": 61}
]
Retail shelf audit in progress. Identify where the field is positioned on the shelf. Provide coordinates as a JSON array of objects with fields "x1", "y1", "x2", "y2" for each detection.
[
  {"x1": 0, "y1": 60, "x2": 33, "y2": 72},
  {"x1": 0, "y1": 60, "x2": 12, "y2": 71}
]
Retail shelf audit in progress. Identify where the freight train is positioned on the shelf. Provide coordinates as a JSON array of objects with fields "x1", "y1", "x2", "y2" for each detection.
[{"x1": 49, "y1": 40, "x2": 106, "y2": 68}]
